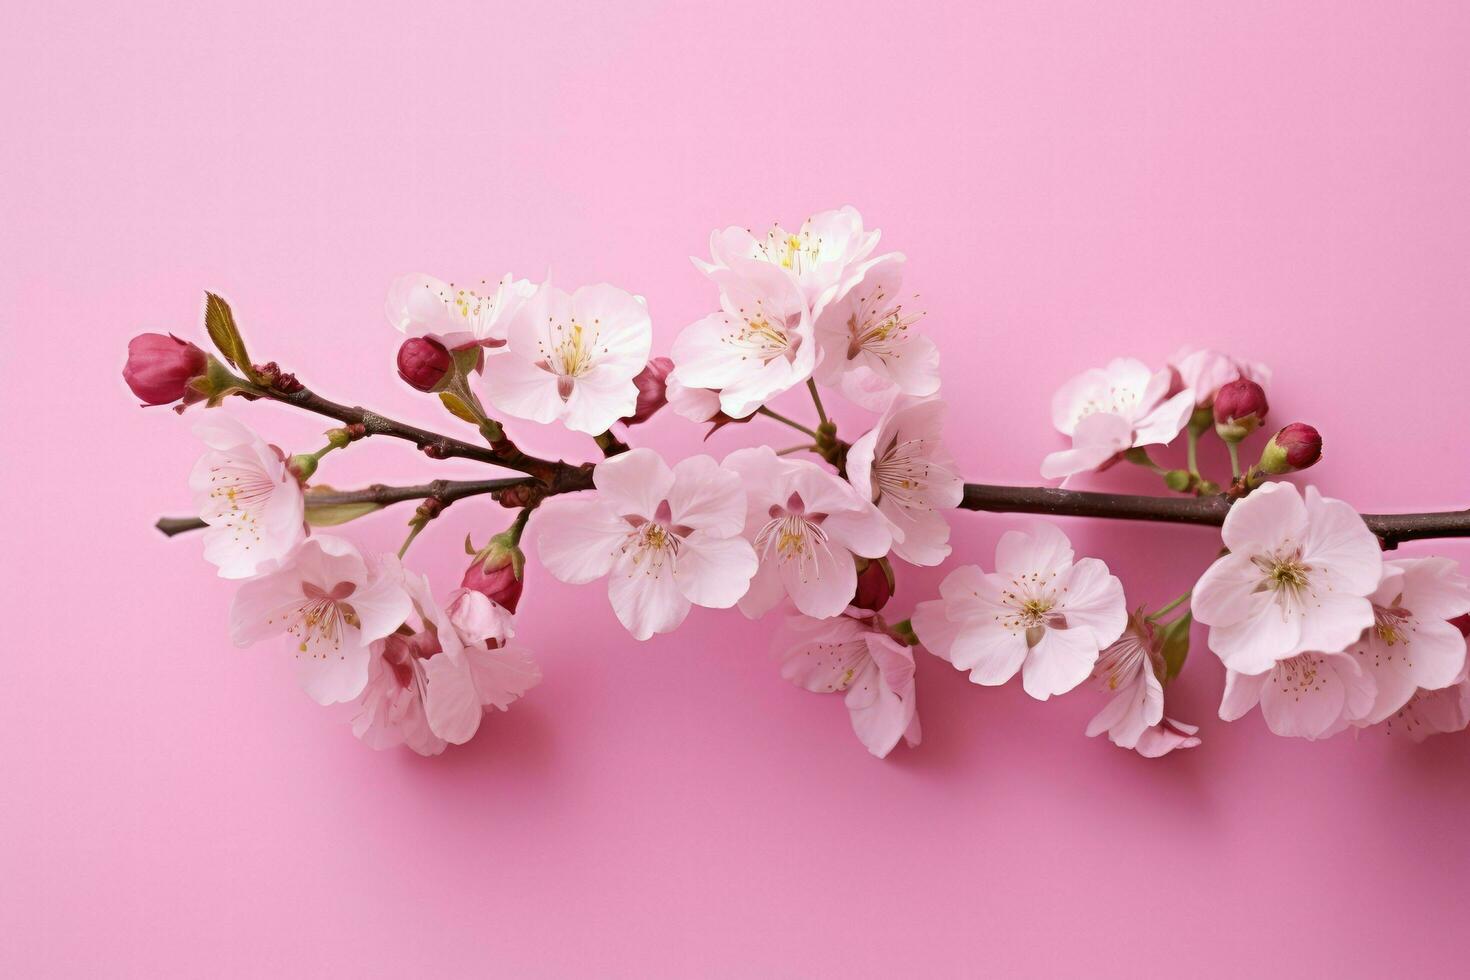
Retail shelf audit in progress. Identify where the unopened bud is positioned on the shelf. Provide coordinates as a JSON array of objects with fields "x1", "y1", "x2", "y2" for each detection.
[
  {"x1": 123, "y1": 333, "x2": 208, "y2": 406},
  {"x1": 287, "y1": 453, "x2": 319, "y2": 482},
  {"x1": 622, "y1": 357, "x2": 674, "y2": 425},
  {"x1": 397, "y1": 337, "x2": 452, "y2": 392},
  {"x1": 852, "y1": 556, "x2": 895, "y2": 612},
  {"x1": 1213, "y1": 379, "x2": 1269, "y2": 443},
  {"x1": 1258, "y1": 423, "x2": 1322, "y2": 475},
  {"x1": 462, "y1": 540, "x2": 525, "y2": 613}
]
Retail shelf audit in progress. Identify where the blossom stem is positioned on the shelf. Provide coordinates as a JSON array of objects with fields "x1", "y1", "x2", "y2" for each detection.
[
  {"x1": 1226, "y1": 441, "x2": 1242, "y2": 479},
  {"x1": 756, "y1": 406, "x2": 819, "y2": 438},
  {"x1": 807, "y1": 379, "x2": 829, "y2": 428},
  {"x1": 1185, "y1": 429, "x2": 1201, "y2": 478},
  {"x1": 1148, "y1": 591, "x2": 1191, "y2": 621},
  {"x1": 1122, "y1": 447, "x2": 1168, "y2": 475},
  {"x1": 776, "y1": 444, "x2": 817, "y2": 456}
]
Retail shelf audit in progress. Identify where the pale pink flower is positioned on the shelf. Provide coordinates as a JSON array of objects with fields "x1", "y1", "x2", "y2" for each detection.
[
  {"x1": 812, "y1": 254, "x2": 939, "y2": 403},
  {"x1": 1170, "y1": 348, "x2": 1271, "y2": 409},
  {"x1": 1345, "y1": 558, "x2": 1470, "y2": 724},
  {"x1": 1219, "y1": 652, "x2": 1376, "y2": 739},
  {"x1": 1193, "y1": 482, "x2": 1383, "y2": 675},
  {"x1": 482, "y1": 281, "x2": 653, "y2": 435},
  {"x1": 694, "y1": 205, "x2": 882, "y2": 313},
  {"x1": 352, "y1": 572, "x2": 539, "y2": 755},
  {"x1": 189, "y1": 413, "x2": 306, "y2": 579},
  {"x1": 230, "y1": 536, "x2": 412, "y2": 705},
  {"x1": 775, "y1": 612, "x2": 921, "y2": 758},
  {"x1": 669, "y1": 259, "x2": 815, "y2": 419},
  {"x1": 726, "y1": 447, "x2": 892, "y2": 620},
  {"x1": 385, "y1": 272, "x2": 535, "y2": 350},
  {"x1": 846, "y1": 395, "x2": 963, "y2": 567},
  {"x1": 1040, "y1": 357, "x2": 1196, "y2": 480},
  {"x1": 537, "y1": 448, "x2": 758, "y2": 640},
  {"x1": 1379, "y1": 667, "x2": 1470, "y2": 742},
  {"x1": 1086, "y1": 613, "x2": 1199, "y2": 757},
  {"x1": 912, "y1": 523, "x2": 1127, "y2": 699}
]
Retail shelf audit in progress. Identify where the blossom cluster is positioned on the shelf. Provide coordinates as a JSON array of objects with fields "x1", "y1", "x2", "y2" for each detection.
[{"x1": 124, "y1": 207, "x2": 1470, "y2": 760}]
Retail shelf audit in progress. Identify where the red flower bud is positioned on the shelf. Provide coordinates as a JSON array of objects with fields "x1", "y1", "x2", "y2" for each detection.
[
  {"x1": 1451, "y1": 614, "x2": 1470, "y2": 639},
  {"x1": 396, "y1": 337, "x2": 452, "y2": 392},
  {"x1": 1259, "y1": 423, "x2": 1322, "y2": 475},
  {"x1": 1213, "y1": 378, "x2": 1269, "y2": 442},
  {"x1": 122, "y1": 333, "x2": 207, "y2": 406},
  {"x1": 462, "y1": 552, "x2": 523, "y2": 613},
  {"x1": 622, "y1": 357, "x2": 674, "y2": 425},
  {"x1": 851, "y1": 556, "x2": 895, "y2": 612}
]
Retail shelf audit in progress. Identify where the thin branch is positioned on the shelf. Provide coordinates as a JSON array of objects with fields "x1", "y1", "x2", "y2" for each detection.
[
  {"x1": 154, "y1": 477, "x2": 536, "y2": 537},
  {"x1": 960, "y1": 483, "x2": 1470, "y2": 550},
  {"x1": 257, "y1": 381, "x2": 577, "y2": 486}
]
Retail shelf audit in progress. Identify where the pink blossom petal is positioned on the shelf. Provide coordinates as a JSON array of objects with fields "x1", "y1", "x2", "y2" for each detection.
[
  {"x1": 535, "y1": 497, "x2": 628, "y2": 585},
  {"x1": 1301, "y1": 486, "x2": 1383, "y2": 595},
  {"x1": 1220, "y1": 480, "x2": 1308, "y2": 555},
  {"x1": 667, "y1": 455, "x2": 746, "y2": 537},
  {"x1": 675, "y1": 533, "x2": 758, "y2": 609},
  {"x1": 593, "y1": 447, "x2": 676, "y2": 519},
  {"x1": 1021, "y1": 626, "x2": 1099, "y2": 700},
  {"x1": 1055, "y1": 557, "x2": 1127, "y2": 647},
  {"x1": 994, "y1": 522, "x2": 1074, "y2": 578},
  {"x1": 608, "y1": 551, "x2": 690, "y2": 640},
  {"x1": 1219, "y1": 669, "x2": 1268, "y2": 721},
  {"x1": 946, "y1": 621, "x2": 1029, "y2": 685}
]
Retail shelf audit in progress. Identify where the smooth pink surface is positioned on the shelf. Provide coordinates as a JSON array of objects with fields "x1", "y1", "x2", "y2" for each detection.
[{"x1": 5, "y1": 3, "x2": 1470, "y2": 977}]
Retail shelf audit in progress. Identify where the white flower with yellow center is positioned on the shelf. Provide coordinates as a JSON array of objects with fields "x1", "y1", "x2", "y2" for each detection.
[
  {"x1": 189, "y1": 413, "x2": 305, "y2": 579},
  {"x1": 1193, "y1": 481, "x2": 1383, "y2": 675},
  {"x1": 726, "y1": 447, "x2": 892, "y2": 620},
  {"x1": 912, "y1": 522, "x2": 1127, "y2": 700},
  {"x1": 537, "y1": 449, "x2": 758, "y2": 640},
  {"x1": 846, "y1": 396, "x2": 963, "y2": 567},
  {"x1": 670, "y1": 258, "x2": 815, "y2": 418},
  {"x1": 230, "y1": 536, "x2": 412, "y2": 705},
  {"x1": 481, "y1": 280, "x2": 653, "y2": 435},
  {"x1": 1041, "y1": 357, "x2": 1196, "y2": 480},
  {"x1": 813, "y1": 253, "x2": 940, "y2": 405},
  {"x1": 385, "y1": 272, "x2": 535, "y2": 349}
]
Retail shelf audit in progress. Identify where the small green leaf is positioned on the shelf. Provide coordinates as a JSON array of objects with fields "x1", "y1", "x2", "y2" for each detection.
[
  {"x1": 304, "y1": 486, "x2": 383, "y2": 526},
  {"x1": 1159, "y1": 612, "x2": 1193, "y2": 682},
  {"x1": 203, "y1": 292, "x2": 252, "y2": 374},
  {"x1": 439, "y1": 390, "x2": 481, "y2": 425}
]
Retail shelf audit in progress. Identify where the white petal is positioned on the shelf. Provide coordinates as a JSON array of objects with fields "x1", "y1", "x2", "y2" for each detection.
[
  {"x1": 1220, "y1": 480, "x2": 1308, "y2": 555},
  {"x1": 535, "y1": 497, "x2": 626, "y2": 584},
  {"x1": 1219, "y1": 669, "x2": 1268, "y2": 721},
  {"x1": 994, "y1": 522, "x2": 1074, "y2": 577},
  {"x1": 1302, "y1": 486, "x2": 1382, "y2": 595},
  {"x1": 1209, "y1": 594, "x2": 1302, "y2": 674},
  {"x1": 422, "y1": 653, "x2": 483, "y2": 744},
  {"x1": 482, "y1": 352, "x2": 565, "y2": 424},
  {"x1": 1055, "y1": 557, "x2": 1126, "y2": 647},
  {"x1": 607, "y1": 551, "x2": 690, "y2": 640},
  {"x1": 1192, "y1": 553, "x2": 1261, "y2": 627},
  {"x1": 563, "y1": 365, "x2": 639, "y2": 435},
  {"x1": 947, "y1": 621, "x2": 1029, "y2": 686},
  {"x1": 594, "y1": 447, "x2": 675, "y2": 518},
  {"x1": 675, "y1": 533, "x2": 757, "y2": 609},
  {"x1": 667, "y1": 455, "x2": 746, "y2": 536},
  {"x1": 780, "y1": 542, "x2": 858, "y2": 619},
  {"x1": 1021, "y1": 627, "x2": 1100, "y2": 699}
]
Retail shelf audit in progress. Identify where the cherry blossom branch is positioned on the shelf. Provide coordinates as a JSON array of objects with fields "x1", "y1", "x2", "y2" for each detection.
[
  {"x1": 153, "y1": 477, "x2": 536, "y2": 538},
  {"x1": 959, "y1": 483, "x2": 1470, "y2": 548}
]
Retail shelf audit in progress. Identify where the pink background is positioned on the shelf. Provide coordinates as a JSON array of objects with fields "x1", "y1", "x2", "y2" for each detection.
[{"x1": 4, "y1": 2, "x2": 1470, "y2": 976}]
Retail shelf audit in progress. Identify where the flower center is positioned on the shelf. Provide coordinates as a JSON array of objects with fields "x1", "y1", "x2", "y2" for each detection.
[
  {"x1": 997, "y1": 572, "x2": 1067, "y2": 647},
  {"x1": 283, "y1": 581, "x2": 361, "y2": 657},
  {"x1": 1373, "y1": 600, "x2": 1414, "y2": 646},
  {"x1": 205, "y1": 460, "x2": 281, "y2": 547},
  {"x1": 845, "y1": 279, "x2": 921, "y2": 361},
  {"x1": 755, "y1": 229, "x2": 819, "y2": 274},
  {"x1": 535, "y1": 316, "x2": 607, "y2": 399},
  {"x1": 754, "y1": 492, "x2": 830, "y2": 579},
  {"x1": 620, "y1": 500, "x2": 688, "y2": 572},
  {"x1": 1252, "y1": 548, "x2": 1315, "y2": 611},
  {"x1": 723, "y1": 303, "x2": 801, "y2": 365},
  {"x1": 1272, "y1": 653, "x2": 1327, "y2": 696},
  {"x1": 872, "y1": 436, "x2": 936, "y2": 509},
  {"x1": 1094, "y1": 627, "x2": 1153, "y2": 691}
]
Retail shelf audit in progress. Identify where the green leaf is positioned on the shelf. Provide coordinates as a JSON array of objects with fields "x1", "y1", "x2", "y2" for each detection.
[
  {"x1": 1159, "y1": 612, "x2": 1193, "y2": 682},
  {"x1": 304, "y1": 487, "x2": 383, "y2": 527},
  {"x1": 204, "y1": 292, "x2": 251, "y2": 375},
  {"x1": 439, "y1": 390, "x2": 481, "y2": 425}
]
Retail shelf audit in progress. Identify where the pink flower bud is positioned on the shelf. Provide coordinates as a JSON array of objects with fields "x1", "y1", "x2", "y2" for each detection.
[
  {"x1": 122, "y1": 333, "x2": 207, "y2": 406},
  {"x1": 462, "y1": 551, "x2": 523, "y2": 613},
  {"x1": 622, "y1": 357, "x2": 674, "y2": 425},
  {"x1": 1259, "y1": 423, "x2": 1322, "y2": 474},
  {"x1": 396, "y1": 337, "x2": 452, "y2": 392},
  {"x1": 1213, "y1": 378, "x2": 1269, "y2": 442},
  {"x1": 851, "y1": 556, "x2": 895, "y2": 612},
  {"x1": 1451, "y1": 614, "x2": 1470, "y2": 639}
]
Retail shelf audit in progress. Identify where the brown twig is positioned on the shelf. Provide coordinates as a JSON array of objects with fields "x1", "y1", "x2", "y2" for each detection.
[{"x1": 960, "y1": 483, "x2": 1470, "y2": 550}]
